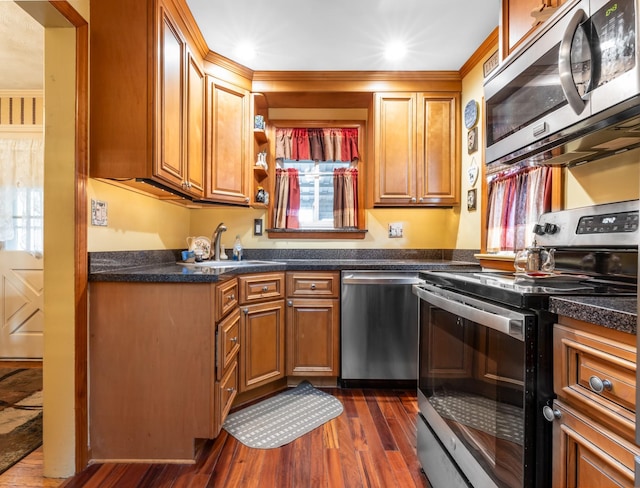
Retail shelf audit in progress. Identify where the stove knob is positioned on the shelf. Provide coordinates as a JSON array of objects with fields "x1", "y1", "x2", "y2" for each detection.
[
  {"x1": 544, "y1": 223, "x2": 559, "y2": 235},
  {"x1": 533, "y1": 224, "x2": 545, "y2": 235}
]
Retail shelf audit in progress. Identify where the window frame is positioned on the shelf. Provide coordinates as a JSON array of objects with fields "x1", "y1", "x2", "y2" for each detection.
[{"x1": 266, "y1": 120, "x2": 367, "y2": 239}]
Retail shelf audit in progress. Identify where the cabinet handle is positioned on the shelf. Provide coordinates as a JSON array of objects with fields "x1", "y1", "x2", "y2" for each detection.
[
  {"x1": 245, "y1": 197, "x2": 250, "y2": 203},
  {"x1": 589, "y1": 375, "x2": 612, "y2": 393},
  {"x1": 227, "y1": 293, "x2": 235, "y2": 301},
  {"x1": 226, "y1": 387, "x2": 236, "y2": 393},
  {"x1": 418, "y1": 197, "x2": 424, "y2": 203},
  {"x1": 262, "y1": 286, "x2": 268, "y2": 292},
  {"x1": 243, "y1": 308, "x2": 249, "y2": 315},
  {"x1": 287, "y1": 300, "x2": 293, "y2": 307},
  {"x1": 310, "y1": 283, "x2": 316, "y2": 290},
  {"x1": 411, "y1": 197, "x2": 416, "y2": 203},
  {"x1": 542, "y1": 405, "x2": 562, "y2": 422},
  {"x1": 230, "y1": 337, "x2": 238, "y2": 343}
]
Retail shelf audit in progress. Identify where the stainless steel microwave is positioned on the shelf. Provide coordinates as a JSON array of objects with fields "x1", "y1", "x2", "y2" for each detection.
[{"x1": 485, "y1": 0, "x2": 640, "y2": 167}]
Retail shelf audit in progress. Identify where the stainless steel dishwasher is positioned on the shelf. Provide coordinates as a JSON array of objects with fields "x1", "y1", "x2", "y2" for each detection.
[{"x1": 341, "y1": 270, "x2": 422, "y2": 386}]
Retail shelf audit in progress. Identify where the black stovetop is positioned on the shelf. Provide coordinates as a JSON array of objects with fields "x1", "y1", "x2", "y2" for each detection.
[{"x1": 420, "y1": 270, "x2": 637, "y2": 310}]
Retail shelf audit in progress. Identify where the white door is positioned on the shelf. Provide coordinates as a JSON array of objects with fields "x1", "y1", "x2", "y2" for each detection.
[{"x1": 0, "y1": 251, "x2": 43, "y2": 358}]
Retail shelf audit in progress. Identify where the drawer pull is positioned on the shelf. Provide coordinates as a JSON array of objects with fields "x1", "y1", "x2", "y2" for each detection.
[
  {"x1": 287, "y1": 300, "x2": 293, "y2": 307},
  {"x1": 542, "y1": 405, "x2": 562, "y2": 422},
  {"x1": 227, "y1": 293, "x2": 235, "y2": 301},
  {"x1": 589, "y1": 375, "x2": 612, "y2": 393},
  {"x1": 262, "y1": 286, "x2": 268, "y2": 292},
  {"x1": 310, "y1": 283, "x2": 316, "y2": 290}
]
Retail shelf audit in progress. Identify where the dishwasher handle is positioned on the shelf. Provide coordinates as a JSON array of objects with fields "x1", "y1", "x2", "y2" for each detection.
[{"x1": 342, "y1": 273, "x2": 424, "y2": 285}]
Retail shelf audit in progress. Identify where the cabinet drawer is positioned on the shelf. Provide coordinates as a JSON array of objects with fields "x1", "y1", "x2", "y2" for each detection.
[
  {"x1": 216, "y1": 308, "x2": 240, "y2": 381},
  {"x1": 238, "y1": 273, "x2": 285, "y2": 303},
  {"x1": 215, "y1": 359, "x2": 238, "y2": 435},
  {"x1": 554, "y1": 323, "x2": 637, "y2": 438},
  {"x1": 215, "y1": 278, "x2": 238, "y2": 322},
  {"x1": 552, "y1": 400, "x2": 640, "y2": 488},
  {"x1": 286, "y1": 271, "x2": 340, "y2": 298}
]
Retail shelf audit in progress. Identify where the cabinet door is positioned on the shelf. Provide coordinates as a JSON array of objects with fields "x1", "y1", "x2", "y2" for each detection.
[
  {"x1": 240, "y1": 300, "x2": 285, "y2": 392},
  {"x1": 502, "y1": 0, "x2": 565, "y2": 57},
  {"x1": 185, "y1": 51, "x2": 205, "y2": 198},
  {"x1": 205, "y1": 77, "x2": 250, "y2": 205},
  {"x1": 552, "y1": 400, "x2": 640, "y2": 488},
  {"x1": 286, "y1": 298, "x2": 340, "y2": 376},
  {"x1": 373, "y1": 93, "x2": 416, "y2": 205},
  {"x1": 155, "y1": 3, "x2": 185, "y2": 189},
  {"x1": 416, "y1": 93, "x2": 459, "y2": 205}
]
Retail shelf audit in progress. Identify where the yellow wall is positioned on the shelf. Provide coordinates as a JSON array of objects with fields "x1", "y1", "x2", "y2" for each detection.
[
  {"x1": 87, "y1": 179, "x2": 191, "y2": 251},
  {"x1": 43, "y1": 0, "x2": 89, "y2": 478}
]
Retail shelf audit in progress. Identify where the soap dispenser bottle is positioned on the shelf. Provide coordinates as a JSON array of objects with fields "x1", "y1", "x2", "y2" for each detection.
[{"x1": 232, "y1": 235, "x2": 243, "y2": 261}]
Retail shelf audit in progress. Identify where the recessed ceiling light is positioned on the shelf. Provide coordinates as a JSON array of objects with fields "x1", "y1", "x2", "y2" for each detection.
[
  {"x1": 384, "y1": 41, "x2": 407, "y2": 61},
  {"x1": 234, "y1": 42, "x2": 256, "y2": 62}
]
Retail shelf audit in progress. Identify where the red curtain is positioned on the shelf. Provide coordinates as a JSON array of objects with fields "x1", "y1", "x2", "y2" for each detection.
[
  {"x1": 275, "y1": 128, "x2": 359, "y2": 161},
  {"x1": 273, "y1": 168, "x2": 300, "y2": 229}
]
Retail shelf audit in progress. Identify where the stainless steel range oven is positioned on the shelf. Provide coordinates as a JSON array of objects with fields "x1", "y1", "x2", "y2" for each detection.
[{"x1": 413, "y1": 200, "x2": 639, "y2": 488}]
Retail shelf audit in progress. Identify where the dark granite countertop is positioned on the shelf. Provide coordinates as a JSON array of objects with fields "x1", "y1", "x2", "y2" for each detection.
[
  {"x1": 549, "y1": 296, "x2": 637, "y2": 335},
  {"x1": 89, "y1": 249, "x2": 482, "y2": 283}
]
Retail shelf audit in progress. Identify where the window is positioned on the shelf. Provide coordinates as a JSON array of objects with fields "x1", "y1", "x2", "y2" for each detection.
[
  {"x1": 271, "y1": 126, "x2": 361, "y2": 233},
  {"x1": 280, "y1": 159, "x2": 351, "y2": 228},
  {"x1": 3, "y1": 187, "x2": 43, "y2": 253}
]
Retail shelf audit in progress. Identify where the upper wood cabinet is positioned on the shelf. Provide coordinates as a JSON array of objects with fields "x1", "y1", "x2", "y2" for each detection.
[
  {"x1": 373, "y1": 92, "x2": 460, "y2": 206},
  {"x1": 501, "y1": 0, "x2": 566, "y2": 58},
  {"x1": 204, "y1": 77, "x2": 251, "y2": 205},
  {"x1": 90, "y1": 0, "x2": 205, "y2": 200}
]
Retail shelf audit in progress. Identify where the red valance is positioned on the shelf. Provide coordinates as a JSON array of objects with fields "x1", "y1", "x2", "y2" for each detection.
[{"x1": 275, "y1": 128, "x2": 359, "y2": 162}]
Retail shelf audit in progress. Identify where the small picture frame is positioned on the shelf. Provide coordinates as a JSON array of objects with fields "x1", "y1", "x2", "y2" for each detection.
[
  {"x1": 467, "y1": 127, "x2": 478, "y2": 154},
  {"x1": 467, "y1": 189, "x2": 477, "y2": 212},
  {"x1": 254, "y1": 115, "x2": 265, "y2": 130},
  {"x1": 483, "y1": 50, "x2": 499, "y2": 78}
]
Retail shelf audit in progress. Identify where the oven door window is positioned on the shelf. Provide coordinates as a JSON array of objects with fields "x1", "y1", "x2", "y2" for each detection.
[{"x1": 419, "y1": 302, "x2": 526, "y2": 488}]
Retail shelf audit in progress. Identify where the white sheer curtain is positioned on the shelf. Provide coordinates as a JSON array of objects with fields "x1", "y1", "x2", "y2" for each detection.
[{"x1": 0, "y1": 137, "x2": 44, "y2": 251}]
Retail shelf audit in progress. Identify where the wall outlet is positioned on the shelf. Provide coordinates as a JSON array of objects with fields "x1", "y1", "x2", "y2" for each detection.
[{"x1": 388, "y1": 222, "x2": 403, "y2": 238}]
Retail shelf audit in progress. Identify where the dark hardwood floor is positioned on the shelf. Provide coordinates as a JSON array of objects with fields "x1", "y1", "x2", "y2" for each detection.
[{"x1": 59, "y1": 388, "x2": 430, "y2": 487}]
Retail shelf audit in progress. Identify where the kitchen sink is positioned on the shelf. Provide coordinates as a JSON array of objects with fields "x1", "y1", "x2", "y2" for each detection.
[{"x1": 177, "y1": 260, "x2": 282, "y2": 269}]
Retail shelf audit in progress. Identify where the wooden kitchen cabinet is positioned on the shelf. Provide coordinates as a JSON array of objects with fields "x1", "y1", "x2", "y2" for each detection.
[
  {"x1": 212, "y1": 279, "x2": 240, "y2": 437},
  {"x1": 204, "y1": 77, "x2": 251, "y2": 205},
  {"x1": 551, "y1": 317, "x2": 639, "y2": 487},
  {"x1": 90, "y1": 0, "x2": 205, "y2": 200},
  {"x1": 89, "y1": 281, "x2": 217, "y2": 461},
  {"x1": 285, "y1": 272, "x2": 340, "y2": 377},
  {"x1": 238, "y1": 273, "x2": 286, "y2": 392},
  {"x1": 373, "y1": 92, "x2": 460, "y2": 206},
  {"x1": 501, "y1": 0, "x2": 566, "y2": 58}
]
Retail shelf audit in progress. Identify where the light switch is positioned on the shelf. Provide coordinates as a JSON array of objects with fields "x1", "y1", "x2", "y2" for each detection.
[
  {"x1": 388, "y1": 222, "x2": 403, "y2": 238},
  {"x1": 91, "y1": 199, "x2": 108, "y2": 226}
]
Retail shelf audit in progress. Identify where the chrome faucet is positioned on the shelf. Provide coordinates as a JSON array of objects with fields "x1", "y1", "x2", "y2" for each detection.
[{"x1": 212, "y1": 222, "x2": 227, "y2": 261}]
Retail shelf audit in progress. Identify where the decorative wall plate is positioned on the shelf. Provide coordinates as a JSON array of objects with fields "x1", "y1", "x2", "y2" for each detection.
[
  {"x1": 467, "y1": 157, "x2": 479, "y2": 187},
  {"x1": 464, "y1": 99, "x2": 479, "y2": 129}
]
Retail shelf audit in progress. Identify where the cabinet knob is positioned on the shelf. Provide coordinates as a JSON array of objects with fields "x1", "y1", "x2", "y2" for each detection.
[
  {"x1": 245, "y1": 197, "x2": 250, "y2": 203},
  {"x1": 287, "y1": 300, "x2": 293, "y2": 307},
  {"x1": 226, "y1": 387, "x2": 236, "y2": 393},
  {"x1": 243, "y1": 308, "x2": 249, "y2": 315},
  {"x1": 230, "y1": 337, "x2": 238, "y2": 343},
  {"x1": 419, "y1": 197, "x2": 424, "y2": 203},
  {"x1": 542, "y1": 405, "x2": 562, "y2": 422},
  {"x1": 411, "y1": 197, "x2": 417, "y2": 203},
  {"x1": 262, "y1": 285, "x2": 268, "y2": 292},
  {"x1": 310, "y1": 283, "x2": 316, "y2": 290},
  {"x1": 589, "y1": 375, "x2": 612, "y2": 393},
  {"x1": 227, "y1": 293, "x2": 235, "y2": 301}
]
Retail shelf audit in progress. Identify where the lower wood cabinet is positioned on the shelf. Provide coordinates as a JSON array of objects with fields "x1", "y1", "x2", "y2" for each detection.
[
  {"x1": 238, "y1": 273, "x2": 286, "y2": 392},
  {"x1": 89, "y1": 281, "x2": 217, "y2": 461},
  {"x1": 551, "y1": 317, "x2": 638, "y2": 488},
  {"x1": 285, "y1": 272, "x2": 340, "y2": 378}
]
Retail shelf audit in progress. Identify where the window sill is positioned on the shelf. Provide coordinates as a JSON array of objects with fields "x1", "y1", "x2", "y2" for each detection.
[{"x1": 266, "y1": 228, "x2": 367, "y2": 239}]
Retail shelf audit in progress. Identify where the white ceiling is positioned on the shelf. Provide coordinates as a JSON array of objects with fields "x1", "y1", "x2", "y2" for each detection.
[
  {"x1": 0, "y1": 1, "x2": 43, "y2": 90},
  {"x1": 0, "y1": 0, "x2": 500, "y2": 91},
  {"x1": 186, "y1": 0, "x2": 500, "y2": 71}
]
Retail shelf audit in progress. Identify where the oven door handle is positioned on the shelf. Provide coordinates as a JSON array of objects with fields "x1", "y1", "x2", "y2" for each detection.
[{"x1": 413, "y1": 285, "x2": 525, "y2": 341}]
